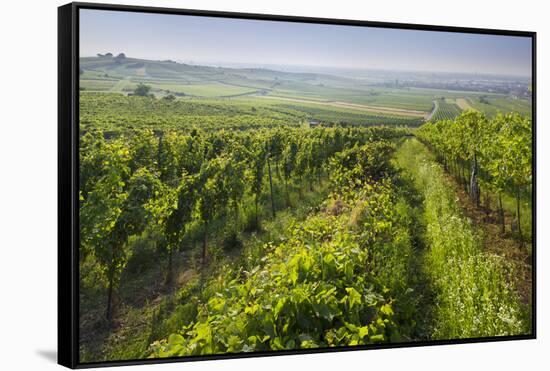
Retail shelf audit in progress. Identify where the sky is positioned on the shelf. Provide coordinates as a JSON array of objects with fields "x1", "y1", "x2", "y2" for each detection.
[{"x1": 80, "y1": 9, "x2": 532, "y2": 77}]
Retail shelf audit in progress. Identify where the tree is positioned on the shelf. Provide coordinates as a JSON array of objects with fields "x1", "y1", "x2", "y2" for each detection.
[
  {"x1": 197, "y1": 157, "x2": 230, "y2": 267},
  {"x1": 481, "y1": 114, "x2": 508, "y2": 233},
  {"x1": 147, "y1": 173, "x2": 197, "y2": 285},
  {"x1": 266, "y1": 131, "x2": 284, "y2": 216},
  {"x1": 79, "y1": 129, "x2": 108, "y2": 203},
  {"x1": 109, "y1": 168, "x2": 162, "y2": 320},
  {"x1": 79, "y1": 132, "x2": 166, "y2": 321},
  {"x1": 225, "y1": 143, "x2": 247, "y2": 225},
  {"x1": 80, "y1": 140, "x2": 128, "y2": 321},
  {"x1": 281, "y1": 141, "x2": 298, "y2": 206},
  {"x1": 456, "y1": 111, "x2": 488, "y2": 206},
  {"x1": 128, "y1": 129, "x2": 158, "y2": 173},
  {"x1": 266, "y1": 149, "x2": 276, "y2": 218},
  {"x1": 296, "y1": 138, "x2": 314, "y2": 192},
  {"x1": 157, "y1": 131, "x2": 181, "y2": 184},
  {"x1": 177, "y1": 134, "x2": 204, "y2": 176},
  {"x1": 310, "y1": 136, "x2": 326, "y2": 185},
  {"x1": 134, "y1": 83, "x2": 152, "y2": 97},
  {"x1": 248, "y1": 142, "x2": 266, "y2": 229},
  {"x1": 114, "y1": 53, "x2": 126, "y2": 64},
  {"x1": 498, "y1": 113, "x2": 532, "y2": 244}
]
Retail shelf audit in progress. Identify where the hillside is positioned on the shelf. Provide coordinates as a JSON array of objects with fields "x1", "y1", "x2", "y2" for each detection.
[
  {"x1": 80, "y1": 55, "x2": 531, "y2": 123},
  {"x1": 80, "y1": 55, "x2": 357, "y2": 97}
]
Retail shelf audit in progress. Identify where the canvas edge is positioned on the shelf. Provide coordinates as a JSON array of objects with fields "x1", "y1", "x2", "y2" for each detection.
[{"x1": 58, "y1": 3, "x2": 79, "y2": 369}]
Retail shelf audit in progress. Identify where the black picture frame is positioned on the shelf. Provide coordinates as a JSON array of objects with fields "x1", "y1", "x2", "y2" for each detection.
[{"x1": 58, "y1": 2, "x2": 537, "y2": 368}]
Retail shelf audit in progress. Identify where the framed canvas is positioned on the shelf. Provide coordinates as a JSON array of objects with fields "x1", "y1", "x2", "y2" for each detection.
[{"x1": 58, "y1": 2, "x2": 536, "y2": 368}]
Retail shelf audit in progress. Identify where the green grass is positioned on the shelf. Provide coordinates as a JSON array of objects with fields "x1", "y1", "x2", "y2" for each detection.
[
  {"x1": 395, "y1": 138, "x2": 529, "y2": 338},
  {"x1": 80, "y1": 79, "x2": 119, "y2": 91},
  {"x1": 151, "y1": 82, "x2": 258, "y2": 97},
  {"x1": 499, "y1": 189, "x2": 533, "y2": 242},
  {"x1": 269, "y1": 86, "x2": 435, "y2": 111},
  {"x1": 468, "y1": 96, "x2": 532, "y2": 117},
  {"x1": 109, "y1": 78, "x2": 133, "y2": 92},
  {"x1": 361, "y1": 93, "x2": 434, "y2": 111}
]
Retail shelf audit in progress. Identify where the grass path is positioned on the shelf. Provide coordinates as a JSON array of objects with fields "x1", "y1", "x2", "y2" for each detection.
[
  {"x1": 394, "y1": 138, "x2": 529, "y2": 339},
  {"x1": 391, "y1": 141, "x2": 434, "y2": 339}
]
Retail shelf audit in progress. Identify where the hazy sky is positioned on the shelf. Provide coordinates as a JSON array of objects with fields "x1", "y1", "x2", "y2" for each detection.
[{"x1": 80, "y1": 9, "x2": 532, "y2": 77}]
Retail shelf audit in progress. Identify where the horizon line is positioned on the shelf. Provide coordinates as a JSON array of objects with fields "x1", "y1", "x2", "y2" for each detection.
[{"x1": 80, "y1": 54, "x2": 532, "y2": 80}]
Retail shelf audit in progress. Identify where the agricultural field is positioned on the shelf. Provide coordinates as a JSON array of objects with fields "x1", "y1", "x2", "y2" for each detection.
[
  {"x1": 77, "y1": 38, "x2": 533, "y2": 366},
  {"x1": 79, "y1": 93, "x2": 426, "y2": 133},
  {"x1": 455, "y1": 97, "x2": 475, "y2": 110},
  {"x1": 80, "y1": 79, "x2": 119, "y2": 91},
  {"x1": 145, "y1": 82, "x2": 258, "y2": 97},
  {"x1": 80, "y1": 55, "x2": 531, "y2": 122},
  {"x1": 430, "y1": 98, "x2": 463, "y2": 121},
  {"x1": 467, "y1": 96, "x2": 532, "y2": 117}
]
